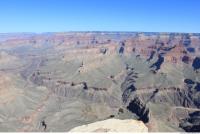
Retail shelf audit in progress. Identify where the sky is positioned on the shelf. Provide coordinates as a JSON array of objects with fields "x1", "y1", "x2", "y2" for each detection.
[{"x1": 0, "y1": 0, "x2": 200, "y2": 33}]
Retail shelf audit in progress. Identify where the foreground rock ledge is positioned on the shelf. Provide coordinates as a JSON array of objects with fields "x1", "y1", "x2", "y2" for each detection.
[{"x1": 69, "y1": 119, "x2": 148, "y2": 132}]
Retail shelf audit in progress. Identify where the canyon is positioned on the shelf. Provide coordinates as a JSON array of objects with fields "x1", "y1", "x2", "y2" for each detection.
[{"x1": 0, "y1": 32, "x2": 200, "y2": 132}]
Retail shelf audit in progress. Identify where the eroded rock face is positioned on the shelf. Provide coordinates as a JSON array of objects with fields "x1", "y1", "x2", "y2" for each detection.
[
  {"x1": 150, "y1": 54, "x2": 164, "y2": 71},
  {"x1": 192, "y1": 57, "x2": 200, "y2": 70},
  {"x1": 121, "y1": 67, "x2": 200, "y2": 132},
  {"x1": 180, "y1": 111, "x2": 200, "y2": 132},
  {"x1": 69, "y1": 119, "x2": 148, "y2": 132},
  {"x1": 147, "y1": 50, "x2": 156, "y2": 62},
  {"x1": 0, "y1": 32, "x2": 200, "y2": 132},
  {"x1": 127, "y1": 97, "x2": 150, "y2": 123},
  {"x1": 19, "y1": 31, "x2": 200, "y2": 133},
  {"x1": 182, "y1": 56, "x2": 190, "y2": 64},
  {"x1": 118, "y1": 41, "x2": 125, "y2": 54},
  {"x1": 30, "y1": 73, "x2": 121, "y2": 107}
]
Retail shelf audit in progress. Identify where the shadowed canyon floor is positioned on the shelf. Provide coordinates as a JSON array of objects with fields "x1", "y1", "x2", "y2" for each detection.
[{"x1": 0, "y1": 32, "x2": 200, "y2": 132}]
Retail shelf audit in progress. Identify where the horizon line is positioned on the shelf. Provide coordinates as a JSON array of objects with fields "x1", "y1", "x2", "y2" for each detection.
[{"x1": 0, "y1": 31, "x2": 200, "y2": 34}]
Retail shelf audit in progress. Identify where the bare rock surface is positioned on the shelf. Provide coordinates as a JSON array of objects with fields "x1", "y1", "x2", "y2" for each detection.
[{"x1": 69, "y1": 118, "x2": 148, "y2": 132}]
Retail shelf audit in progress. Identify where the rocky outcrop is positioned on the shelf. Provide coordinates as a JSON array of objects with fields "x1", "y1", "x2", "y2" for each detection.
[
  {"x1": 192, "y1": 57, "x2": 200, "y2": 71},
  {"x1": 69, "y1": 119, "x2": 148, "y2": 132},
  {"x1": 99, "y1": 47, "x2": 107, "y2": 54},
  {"x1": 150, "y1": 54, "x2": 164, "y2": 71},
  {"x1": 121, "y1": 70, "x2": 150, "y2": 123},
  {"x1": 30, "y1": 73, "x2": 120, "y2": 107},
  {"x1": 180, "y1": 111, "x2": 200, "y2": 132},
  {"x1": 147, "y1": 50, "x2": 156, "y2": 62},
  {"x1": 182, "y1": 56, "x2": 190, "y2": 64},
  {"x1": 121, "y1": 66, "x2": 200, "y2": 132},
  {"x1": 182, "y1": 34, "x2": 191, "y2": 47},
  {"x1": 118, "y1": 41, "x2": 125, "y2": 54},
  {"x1": 121, "y1": 70, "x2": 138, "y2": 102},
  {"x1": 127, "y1": 97, "x2": 150, "y2": 123}
]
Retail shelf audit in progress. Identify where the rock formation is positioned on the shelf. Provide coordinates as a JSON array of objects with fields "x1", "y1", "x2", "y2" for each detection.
[
  {"x1": 0, "y1": 32, "x2": 200, "y2": 132},
  {"x1": 69, "y1": 119, "x2": 148, "y2": 132}
]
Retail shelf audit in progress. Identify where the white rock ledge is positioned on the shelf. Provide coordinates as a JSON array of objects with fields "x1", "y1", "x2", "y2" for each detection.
[{"x1": 69, "y1": 119, "x2": 148, "y2": 132}]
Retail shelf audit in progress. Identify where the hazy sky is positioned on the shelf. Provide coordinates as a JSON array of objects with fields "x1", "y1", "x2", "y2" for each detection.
[{"x1": 0, "y1": 0, "x2": 200, "y2": 33}]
